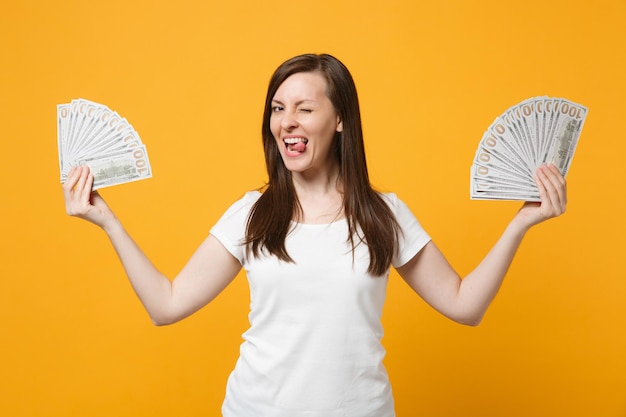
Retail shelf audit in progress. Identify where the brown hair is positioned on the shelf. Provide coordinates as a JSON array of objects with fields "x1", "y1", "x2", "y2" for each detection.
[{"x1": 245, "y1": 53, "x2": 400, "y2": 276}]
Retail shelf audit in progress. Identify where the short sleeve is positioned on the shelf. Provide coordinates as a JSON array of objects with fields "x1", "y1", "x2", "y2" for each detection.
[
  {"x1": 210, "y1": 191, "x2": 262, "y2": 264},
  {"x1": 384, "y1": 193, "x2": 431, "y2": 268}
]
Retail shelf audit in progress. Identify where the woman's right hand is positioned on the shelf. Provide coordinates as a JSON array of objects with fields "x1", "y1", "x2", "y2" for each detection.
[{"x1": 62, "y1": 166, "x2": 117, "y2": 230}]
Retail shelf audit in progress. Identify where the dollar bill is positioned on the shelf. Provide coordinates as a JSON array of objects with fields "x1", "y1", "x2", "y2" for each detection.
[
  {"x1": 470, "y1": 96, "x2": 587, "y2": 201},
  {"x1": 57, "y1": 99, "x2": 152, "y2": 189},
  {"x1": 78, "y1": 145, "x2": 152, "y2": 190}
]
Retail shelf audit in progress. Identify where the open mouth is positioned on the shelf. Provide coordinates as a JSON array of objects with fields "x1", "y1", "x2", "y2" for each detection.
[{"x1": 284, "y1": 137, "x2": 308, "y2": 153}]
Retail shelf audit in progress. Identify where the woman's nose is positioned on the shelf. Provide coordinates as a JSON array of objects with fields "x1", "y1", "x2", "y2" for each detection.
[{"x1": 281, "y1": 112, "x2": 298, "y2": 130}]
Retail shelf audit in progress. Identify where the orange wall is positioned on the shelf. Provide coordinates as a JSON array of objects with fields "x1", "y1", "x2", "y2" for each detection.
[{"x1": 1, "y1": 1, "x2": 625, "y2": 416}]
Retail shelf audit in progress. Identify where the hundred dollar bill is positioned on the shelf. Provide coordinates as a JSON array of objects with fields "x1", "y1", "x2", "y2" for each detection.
[
  {"x1": 58, "y1": 99, "x2": 152, "y2": 189},
  {"x1": 470, "y1": 96, "x2": 587, "y2": 201},
  {"x1": 77, "y1": 145, "x2": 152, "y2": 190},
  {"x1": 547, "y1": 118, "x2": 583, "y2": 173},
  {"x1": 544, "y1": 100, "x2": 587, "y2": 174},
  {"x1": 57, "y1": 103, "x2": 72, "y2": 181}
]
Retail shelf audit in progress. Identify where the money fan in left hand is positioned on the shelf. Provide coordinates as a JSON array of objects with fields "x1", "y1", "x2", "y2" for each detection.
[{"x1": 470, "y1": 96, "x2": 587, "y2": 201}]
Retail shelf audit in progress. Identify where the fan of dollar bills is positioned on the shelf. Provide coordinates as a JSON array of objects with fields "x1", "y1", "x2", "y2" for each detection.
[
  {"x1": 470, "y1": 96, "x2": 587, "y2": 201},
  {"x1": 57, "y1": 98, "x2": 152, "y2": 190}
]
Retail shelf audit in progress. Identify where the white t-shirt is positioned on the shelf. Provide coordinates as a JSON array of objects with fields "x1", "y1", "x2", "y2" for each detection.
[{"x1": 210, "y1": 191, "x2": 430, "y2": 417}]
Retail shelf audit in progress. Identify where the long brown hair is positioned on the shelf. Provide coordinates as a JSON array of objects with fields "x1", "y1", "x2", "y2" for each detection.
[{"x1": 245, "y1": 53, "x2": 400, "y2": 276}]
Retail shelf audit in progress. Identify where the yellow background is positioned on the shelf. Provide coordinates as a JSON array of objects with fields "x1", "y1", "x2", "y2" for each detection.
[{"x1": 1, "y1": 0, "x2": 625, "y2": 415}]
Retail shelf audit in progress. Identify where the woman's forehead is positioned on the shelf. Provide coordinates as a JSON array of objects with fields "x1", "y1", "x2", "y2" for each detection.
[{"x1": 273, "y1": 71, "x2": 329, "y2": 101}]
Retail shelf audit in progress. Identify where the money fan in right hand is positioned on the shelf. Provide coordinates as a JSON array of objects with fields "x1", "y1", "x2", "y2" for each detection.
[
  {"x1": 470, "y1": 97, "x2": 587, "y2": 201},
  {"x1": 57, "y1": 98, "x2": 152, "y2": 190}
]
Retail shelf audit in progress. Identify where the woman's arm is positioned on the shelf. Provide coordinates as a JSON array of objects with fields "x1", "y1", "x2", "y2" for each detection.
[
  {"x1": 396, "y1": 163, "x2": 567, "y2": 326},
  {"x1": 63, "y1": 166, "x2": 242, "y2": 326}
]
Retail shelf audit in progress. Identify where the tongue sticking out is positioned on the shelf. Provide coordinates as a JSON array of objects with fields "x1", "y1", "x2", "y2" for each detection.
[{"x1": 289, "y1": 141, "x2": 306, "y2": 152}]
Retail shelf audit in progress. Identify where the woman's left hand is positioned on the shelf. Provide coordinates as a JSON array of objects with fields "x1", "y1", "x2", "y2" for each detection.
[{"x1": 514, "y1": 163, "x2": 567, "y2": 230}]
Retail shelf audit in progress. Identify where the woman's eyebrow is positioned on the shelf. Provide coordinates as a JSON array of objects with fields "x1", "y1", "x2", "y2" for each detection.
[{"x1": 271, "y1": 98, "x2": 317, "y2": 106}]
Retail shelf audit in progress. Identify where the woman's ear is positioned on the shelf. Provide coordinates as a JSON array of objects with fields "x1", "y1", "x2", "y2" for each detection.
[{"x1": 336, "y1": 118, "x2": 343, "y2": 132}]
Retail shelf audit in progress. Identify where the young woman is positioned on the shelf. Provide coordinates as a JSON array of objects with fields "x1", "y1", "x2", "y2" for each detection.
[{"x1": 63, "y1": 53, "x2": 567, "y2": 416}]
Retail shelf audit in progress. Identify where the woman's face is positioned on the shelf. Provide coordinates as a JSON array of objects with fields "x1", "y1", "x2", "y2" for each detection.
[{"x1": 269, "y1": 71, "x2": 343, "y2": 177}]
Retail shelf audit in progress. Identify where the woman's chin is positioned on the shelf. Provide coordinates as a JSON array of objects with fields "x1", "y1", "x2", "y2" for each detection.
[{"x1": 280, "y1": 156, "x2": 308, "y2": 172}]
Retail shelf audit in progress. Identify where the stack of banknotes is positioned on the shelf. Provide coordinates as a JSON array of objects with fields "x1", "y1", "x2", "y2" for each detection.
[
  {"x1": 57, "y1": 99, "x2": 152, "y2": 190},
  {"x1": 470, "y1": 96, "x2": 587, "y2": 201}
]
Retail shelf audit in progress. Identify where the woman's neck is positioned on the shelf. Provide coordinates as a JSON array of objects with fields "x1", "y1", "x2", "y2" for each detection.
[
  {"x1": 291, "y1": 166, "x2": 344, "y2": 224},
  {"x1": 291, "y1": 162, "x2": 341, "y2": 197}
]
